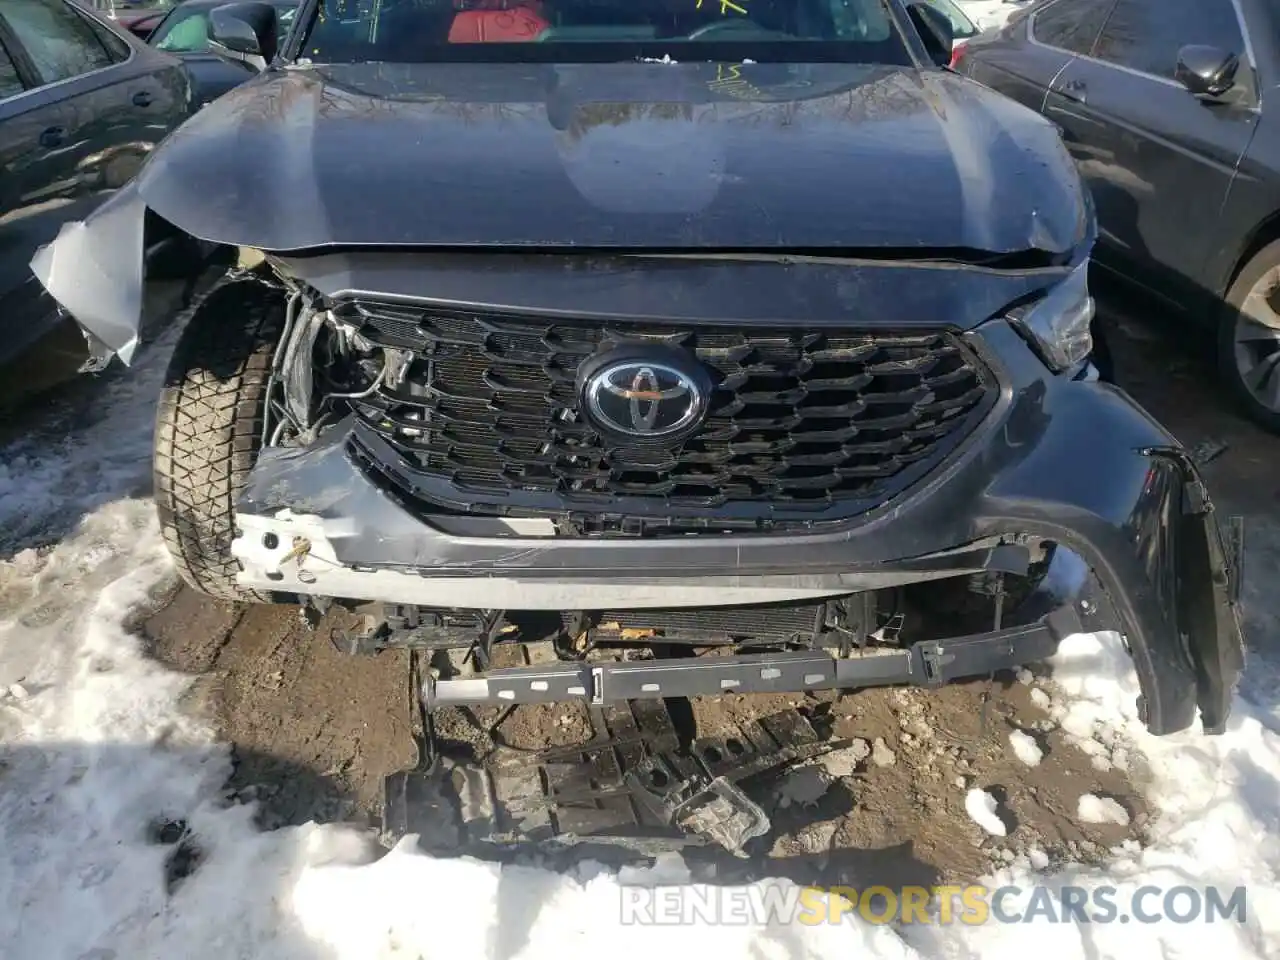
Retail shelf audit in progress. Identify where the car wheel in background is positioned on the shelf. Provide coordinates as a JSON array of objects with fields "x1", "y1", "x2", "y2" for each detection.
[{"x1": 1218, "y1": 238, "x2": 1280, "y2": 434}]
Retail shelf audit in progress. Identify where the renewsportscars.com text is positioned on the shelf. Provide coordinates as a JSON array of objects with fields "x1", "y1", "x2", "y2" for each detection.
[{"x1": 619, "y1": 883, "x2": 1248, "y2": 926}]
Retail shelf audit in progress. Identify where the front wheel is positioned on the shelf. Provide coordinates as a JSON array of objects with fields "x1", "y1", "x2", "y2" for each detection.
[
  {"x1": 1217, "y1": 238, "x2": 1280, "y2": 434},
  {"x1": 153, "y1": 278, "x2": 284, "y2": 601}
]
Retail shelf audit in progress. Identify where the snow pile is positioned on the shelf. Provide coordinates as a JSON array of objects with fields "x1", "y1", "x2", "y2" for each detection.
[
  {"x1": 2, "y1": 313, "x2": 1280, "y2": 959},
  {"x1": 1077, "y1": 793, "x2": 1131, "y2": 827},
  {"x1": 902, "y1": 629, "x2": 1280, "y2": 957},
  {"x1": 965, "y1": 789, "x2": 1009, "y2": 837},
  {"x1": 1007, "y1": 730, "x2": 1043, "y2": 767}
]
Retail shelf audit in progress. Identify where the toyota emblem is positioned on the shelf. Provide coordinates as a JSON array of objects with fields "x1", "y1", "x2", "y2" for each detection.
[{"x1": 577, "y1": 348, "x2": 712, "y2": 444}]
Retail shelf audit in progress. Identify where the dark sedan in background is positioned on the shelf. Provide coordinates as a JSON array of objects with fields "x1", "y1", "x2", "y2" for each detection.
[
  {"x1": 0, "y1": 0, "x2": 195, "y2": 382},
  {"x1": 147, "y1": 0, "x2": 297, "y2": 105},
  {"x1": 74, "y1": 0, "x2": 183, "y2": 37},
  {"x1": 958, "y1": 0, "x2": 1280, "y2": 433}
]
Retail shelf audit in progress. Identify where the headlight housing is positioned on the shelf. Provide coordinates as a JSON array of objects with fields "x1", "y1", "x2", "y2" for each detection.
[{"x1": 1008, "y1": 260, "x2": 1095, "y2": 372}]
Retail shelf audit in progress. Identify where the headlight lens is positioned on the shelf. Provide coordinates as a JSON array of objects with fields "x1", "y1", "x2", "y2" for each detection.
[{"x1": 1008, "y1": 261, "x2": 1095, "y2": 372}]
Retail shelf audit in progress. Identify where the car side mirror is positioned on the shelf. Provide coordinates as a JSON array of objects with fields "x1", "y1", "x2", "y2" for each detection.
[
  {"x1": 209, "y1": 1, "x2": 280, "y2": 67},
  {"x1": 1175, "y1": 44, "x2": 1239, "y2": 98},
  {"x1": 907, "y1": 3, "x2": 955, "y2": 68}
]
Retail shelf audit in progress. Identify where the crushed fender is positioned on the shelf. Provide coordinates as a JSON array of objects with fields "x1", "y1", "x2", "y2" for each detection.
[{"x1": 28, "y1": 184, "x2": 150, "y2": 366}]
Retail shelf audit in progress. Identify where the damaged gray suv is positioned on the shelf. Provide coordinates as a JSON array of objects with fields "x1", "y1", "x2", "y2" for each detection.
[{"x1": 34, "y1": 0, "x2": 1245, "y2": 745}]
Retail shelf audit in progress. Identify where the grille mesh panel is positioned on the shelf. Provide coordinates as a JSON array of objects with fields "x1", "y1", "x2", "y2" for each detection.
[{"x1": 340, "y1": 300, "x2": 994, "y2": 526}]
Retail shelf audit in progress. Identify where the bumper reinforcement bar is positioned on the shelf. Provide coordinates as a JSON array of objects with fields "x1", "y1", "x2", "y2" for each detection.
[{"x1": 423, "y1": 606, "x2": 1080, "y2": 710}]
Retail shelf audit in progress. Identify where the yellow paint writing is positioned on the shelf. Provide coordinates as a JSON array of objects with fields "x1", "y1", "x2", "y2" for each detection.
[
  {"x1": 696, "y1": 0, "x2": 749, "y2": 16},
  {"x1": 708, "y1": 63, "x2": 764, "y2": 100}
]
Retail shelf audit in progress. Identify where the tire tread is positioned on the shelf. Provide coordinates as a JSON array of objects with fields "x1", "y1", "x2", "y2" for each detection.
[{"x1": 153, "y1": 279, "x2": 284, "y2": 601}]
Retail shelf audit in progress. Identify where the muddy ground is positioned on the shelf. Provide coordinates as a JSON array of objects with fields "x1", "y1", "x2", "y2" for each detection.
[
  {"x1": 141, "y1": 581, "x2": 1153, "y2": 884},
  {"x1": 130, "y1": 284, "x2": 1280, "y2": 888}
]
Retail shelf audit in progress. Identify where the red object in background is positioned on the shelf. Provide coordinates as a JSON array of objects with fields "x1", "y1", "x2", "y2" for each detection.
[
  {"x1": 948, "y1": 39, "x2": 968, "y2": 70},
  {"x1": 448, "y1": 7, "x2": 550, "y2": 42},
  {"x1": 126, "y1": 11, "x2": 165, "y2": 37}
]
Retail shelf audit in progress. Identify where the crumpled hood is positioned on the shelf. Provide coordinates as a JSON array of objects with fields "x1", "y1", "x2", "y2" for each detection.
[{"x1": 132, "y1": 60, "x2": 1085, "y2": 255}]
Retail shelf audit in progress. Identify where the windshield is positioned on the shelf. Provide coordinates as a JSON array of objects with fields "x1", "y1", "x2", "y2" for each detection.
[
  {"x1": 295, "y1": 0, "x2": 912, "y2": 64},
  {"x1": 919, "y1": 0, "x2": 976, "y2": 39},
  {"x1": 152, "y1": 3, "x2": 298, "y2": 51}
]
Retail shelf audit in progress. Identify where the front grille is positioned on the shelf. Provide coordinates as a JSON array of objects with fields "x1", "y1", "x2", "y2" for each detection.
[{"x1": 340, "y1": 300, "x2": 996, "y2": 529}]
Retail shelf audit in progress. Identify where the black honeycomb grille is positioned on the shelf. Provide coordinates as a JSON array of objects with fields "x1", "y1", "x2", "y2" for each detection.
[{"x1": 340, "y1": 300, "x2": 995, "y2": 523}]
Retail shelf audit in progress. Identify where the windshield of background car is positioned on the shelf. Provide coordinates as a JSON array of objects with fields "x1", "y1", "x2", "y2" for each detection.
[
  {"x1": 920, "y1": 0, "x2": 976, "y2": 38},
  {"x1": 153, "y1": 3, "x2": 297, "y2": 51},
  {"x1": 295, "y1": 0, "x2": 912, "y2": 64}
]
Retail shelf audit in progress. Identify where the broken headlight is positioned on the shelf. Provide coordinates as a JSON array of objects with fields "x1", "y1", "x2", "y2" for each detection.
[{"x1": 1008, "y1": 260, "x2": 1095, "y2": 373}]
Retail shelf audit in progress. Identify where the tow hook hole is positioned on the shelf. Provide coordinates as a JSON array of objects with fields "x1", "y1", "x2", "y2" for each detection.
[
  {"x1": 725, "y1": 738, "x2": 745, "y2": 756},
  {"x1": 266, "y1": 571, "x2": 283, "y2": 582},
  {"x1": 262, "y1": 533, "x2": 279, "y2": 550},
  {"x1": 703, "y1": 746, "x2": 723, "y2": 764},
  {"x1": 650, "y1": 769, "x2": 670, "y2": 788}
]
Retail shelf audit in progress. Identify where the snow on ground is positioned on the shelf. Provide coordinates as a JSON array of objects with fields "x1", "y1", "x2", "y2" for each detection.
[
  {"x1": 2, "y1": 315, "x2": 1280, "y2": 959},
  {"x1": 964, "y1": 789, "x2": 1010, "y2": 837},
  {"x1": 903, "y1": 630, "x2": 1280, "y2": 958},
  {"x1": 1008, "y1": 730, "x2": 1043, "y2": 767},
  {"x1": 1077, "y1": 794, "x2": 1131, "y2": 827}
]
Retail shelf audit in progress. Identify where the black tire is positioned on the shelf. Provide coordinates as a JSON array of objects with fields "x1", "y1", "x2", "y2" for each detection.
[
  {"x1": 154, "y1": 279, "x2": 285, "y2": 601},
  {"x1": 1217, "y1": 238, "x2": 1280, "y2": 434},
  {"x1": 145, "y1": 233, "x2": 211, "y2": 282}
]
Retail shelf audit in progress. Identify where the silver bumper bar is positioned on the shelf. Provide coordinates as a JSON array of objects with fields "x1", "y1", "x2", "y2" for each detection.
[{"x1": 423, "y1": 609, "x2": 1080, "y2": 711}]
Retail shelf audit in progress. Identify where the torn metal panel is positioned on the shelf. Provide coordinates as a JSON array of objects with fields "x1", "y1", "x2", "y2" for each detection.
[
  {"x1": 381, "y1": 701, "x2": 840, "y2": 857},
  {"x1": 28, "y1": 184, "x2": 149, "y2": 367}
]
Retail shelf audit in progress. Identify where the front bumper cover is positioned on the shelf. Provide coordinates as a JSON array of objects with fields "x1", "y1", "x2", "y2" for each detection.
[{"x1": 230, "y1": 321, "x2": 1246, "y2": 736}]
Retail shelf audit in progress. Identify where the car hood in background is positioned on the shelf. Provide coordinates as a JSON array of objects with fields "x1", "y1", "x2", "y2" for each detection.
[{"x1": 132, "y1": 60, "x2": 1086, "y2": 256}]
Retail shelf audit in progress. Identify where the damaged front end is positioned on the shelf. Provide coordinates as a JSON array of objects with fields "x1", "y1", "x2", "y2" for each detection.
[
  {"x1": 24, "y1": 54, "x2": 1248, "y2": 859},
  {"x1": 31, "y1": 202, "x2": 1248, "y2": 859},
  {"x1": 225, "y1": 254, "x2": 1243, "y2": 739},
  {"x1": 29, "y1": 196, "x2": 1246, "y2": 745}
]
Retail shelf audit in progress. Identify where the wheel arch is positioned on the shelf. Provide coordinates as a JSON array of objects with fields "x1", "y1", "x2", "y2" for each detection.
[{"x1": 1219, "y1": 205, "x2": 1280, "y2": 299}]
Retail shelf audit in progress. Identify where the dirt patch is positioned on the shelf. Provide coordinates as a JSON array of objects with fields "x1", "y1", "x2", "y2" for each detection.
[
  {"x1": 141, "y1": 587, "x2": 1149, "y2": 885},
  {"x1": 143, "y1": 587, "x2": 417, "y2": 829}
]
